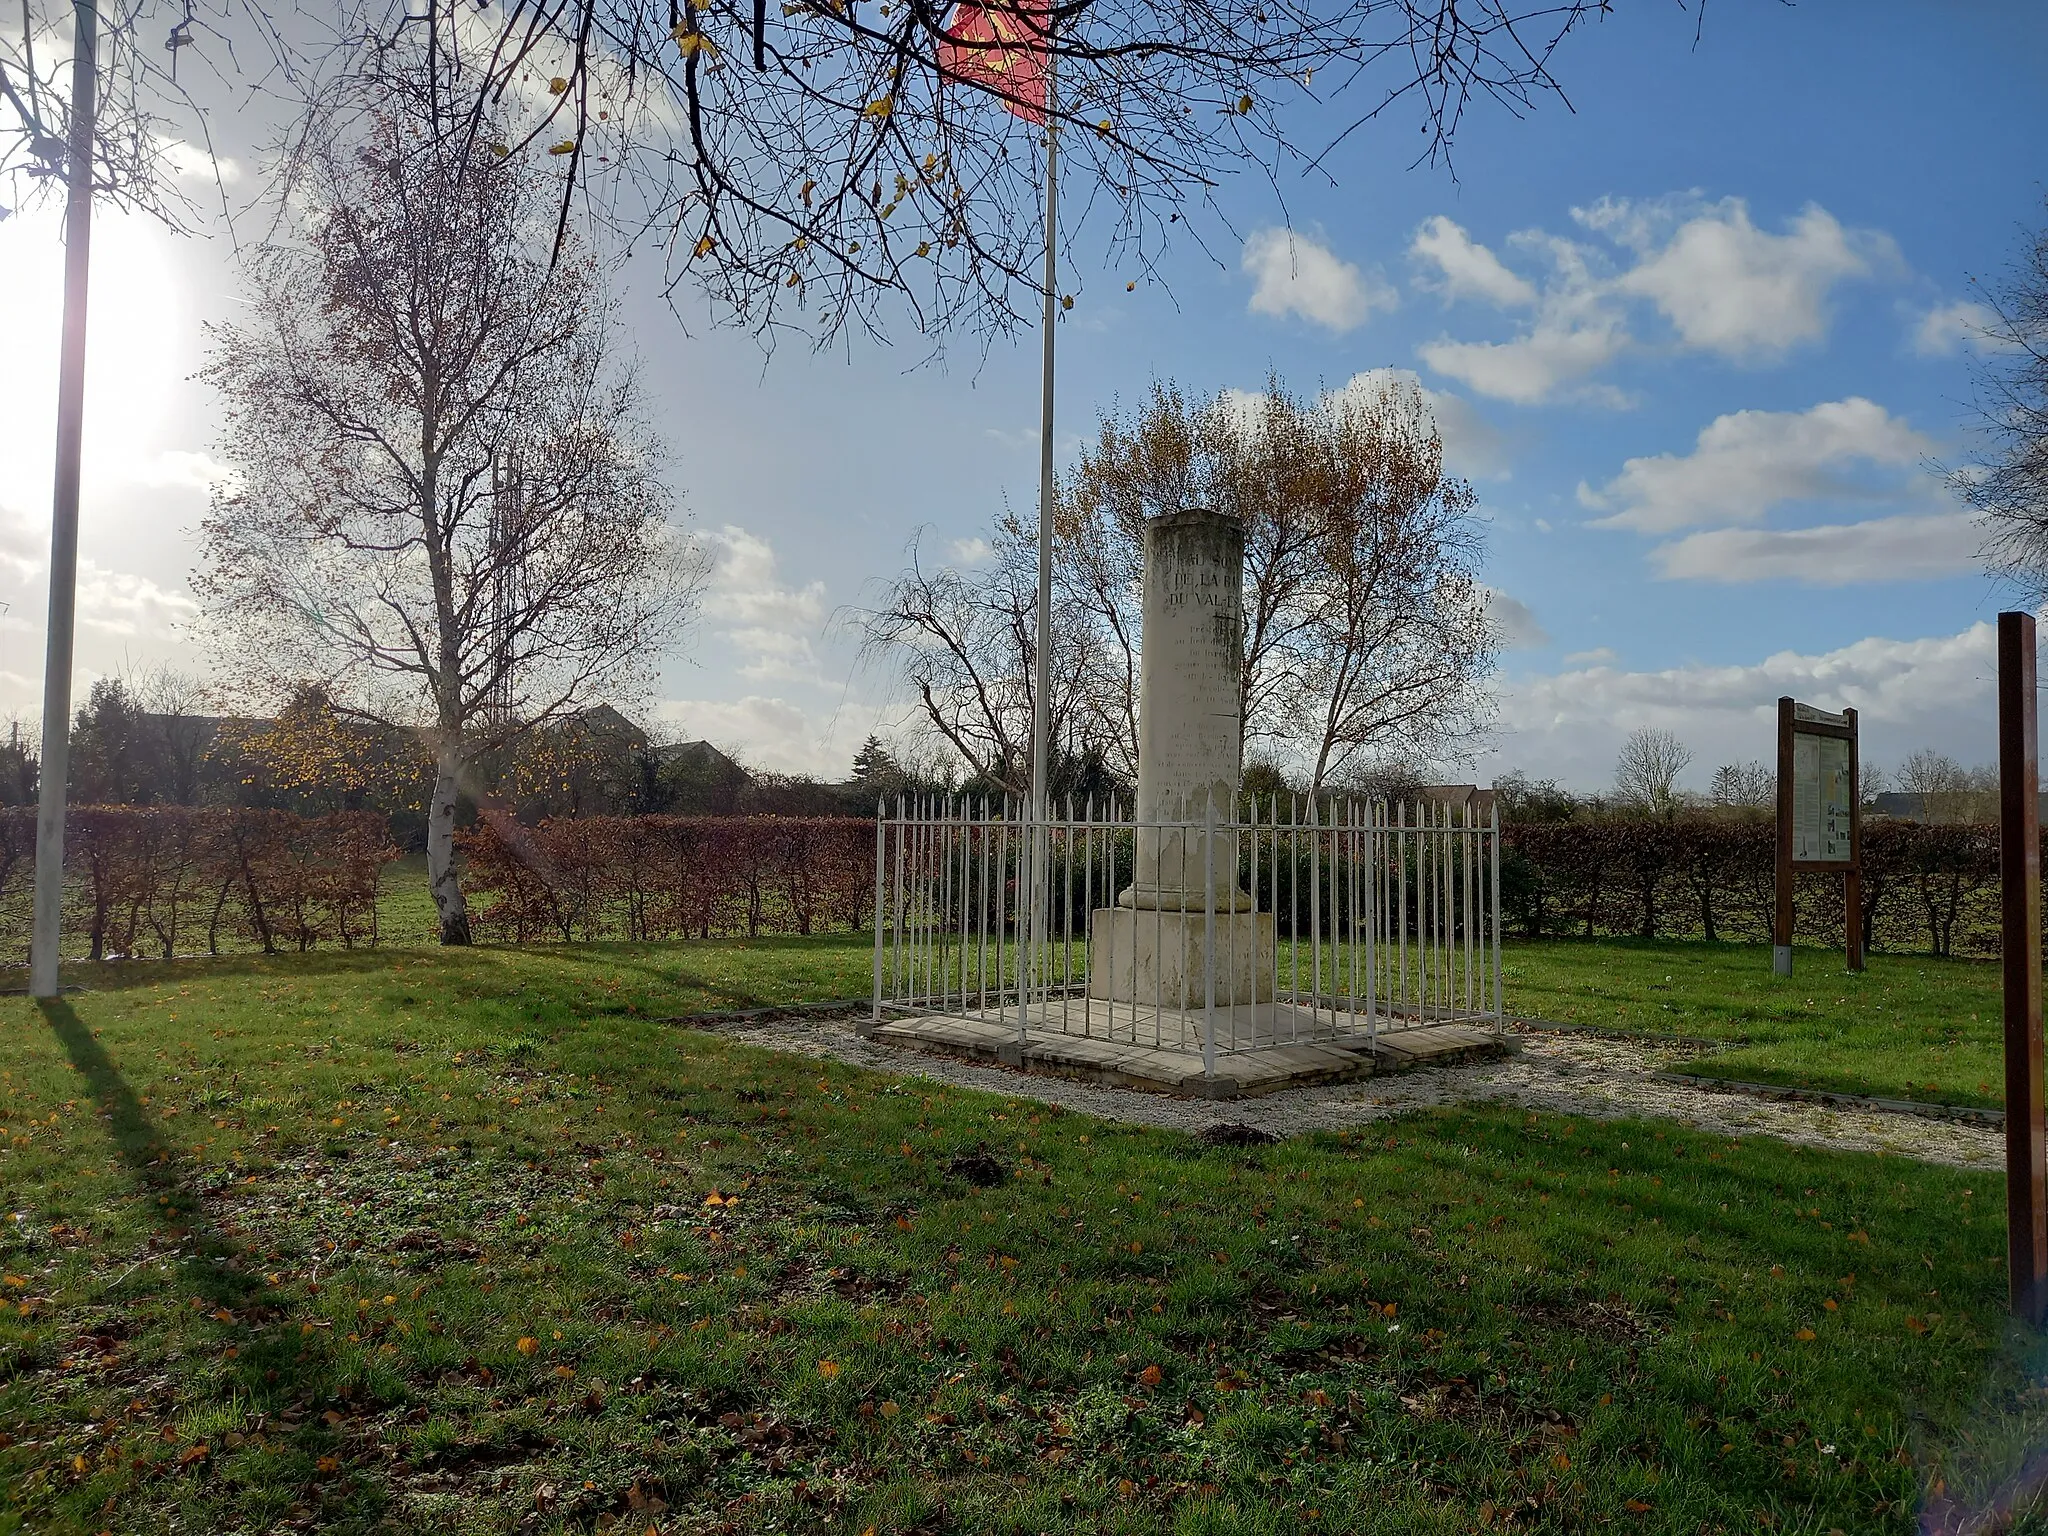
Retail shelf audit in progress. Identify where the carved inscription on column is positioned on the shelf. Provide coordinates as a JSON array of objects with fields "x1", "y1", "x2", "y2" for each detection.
[{"x1": 1124, "y1": 508, "x2": 1253, "y2": 911}]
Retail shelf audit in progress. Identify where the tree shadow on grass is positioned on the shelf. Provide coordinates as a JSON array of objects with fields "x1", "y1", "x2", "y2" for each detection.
[
  {"x1": 48, "y1": 930, "x2": 875, "y2": 1000},
  {"x1": 38, "y1": 999, "x2": 364, "y2": 1451}
]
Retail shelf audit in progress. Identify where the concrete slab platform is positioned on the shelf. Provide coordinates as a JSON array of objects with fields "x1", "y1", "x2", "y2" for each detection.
[{"x1": 868, "y1": 1002, "x2": 1507, "y2": 1099}]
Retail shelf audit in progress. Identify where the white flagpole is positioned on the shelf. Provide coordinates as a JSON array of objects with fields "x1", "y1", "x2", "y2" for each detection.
[
  {"x1": 1023, "y1": 17, "x2": 1057, "y2": 1029},
  {"x1": 29, "y1": 2, "x2": 99, "y2": 1000}
]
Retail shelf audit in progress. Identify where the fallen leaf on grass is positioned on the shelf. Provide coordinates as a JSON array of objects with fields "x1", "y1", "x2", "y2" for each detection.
[
  {"x1": 1795, "y1": 1328, "x2": 1816, "y2": 1342},
  {"x1": 880, "y1": 1400, "x2": 900, "y2": 1418},
  {"x1": 818, "y1": 1359, "x2": 841, "y2": 1379},
  {"x1": 1138, "y1": 1364, "x2": 1163, "y2": 1387},
  {"x1": 517, "y1": 1336, "x2": 538, "y2": 1355}
]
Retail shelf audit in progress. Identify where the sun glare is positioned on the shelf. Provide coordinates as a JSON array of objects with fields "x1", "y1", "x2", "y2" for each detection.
[{"x1": 0, "y1": 208, "x2": 188, "y2": 522}]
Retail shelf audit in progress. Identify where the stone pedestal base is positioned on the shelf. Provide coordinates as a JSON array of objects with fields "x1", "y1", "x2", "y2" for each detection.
[{"x1": 1087, "y1": 908, "x2": 1277, "y2": 1007}]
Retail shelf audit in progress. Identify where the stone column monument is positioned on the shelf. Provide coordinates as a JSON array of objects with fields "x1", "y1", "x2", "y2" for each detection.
[{"x1": 1088, "y1": 508, "x2": 1275, "y2": 1008}]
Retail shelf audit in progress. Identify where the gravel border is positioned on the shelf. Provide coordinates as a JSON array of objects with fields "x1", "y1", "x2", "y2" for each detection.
[{"x1": 678, "y1": 1008, "x2": 2005, "y2": 1171}]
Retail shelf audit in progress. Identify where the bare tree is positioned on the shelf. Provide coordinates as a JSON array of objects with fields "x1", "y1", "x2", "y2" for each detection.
[
  {"x1": 195, "y1": 70, "x2": 698, "y2": 943},
  {"x1": 1049, "y1": 372, "x2": 1496, "y2": 795},
  {"x1": 1895, "y1": 748, "x2": 1995, "y2": 823},
  {"x1": 0, "y1": 2, "x2": 240, "y2": 223},
  {"x1": 1959, "y1": 195, "x2": 2048, "y2": 594},
  {"x1": 855, "y1": 513, "x2": 1095, "y2": 794},
  {"x1": 1708, "y1": 759, "x2": 1772, "y2": 811},
  {"x1": 1614, "y1": 727, "x2": 1691, "y2": 818},
  {"x1": 11, "y1": 1, "x2": 1650, "y2": 340},
  {"x1": 273, "y1": 0, "x2": 1633, "y2": 347}
]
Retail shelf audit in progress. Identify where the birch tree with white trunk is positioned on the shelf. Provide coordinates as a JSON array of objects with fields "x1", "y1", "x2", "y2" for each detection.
[{"x1": 196, "y1": 72, "x2": 697, "y2": 943}]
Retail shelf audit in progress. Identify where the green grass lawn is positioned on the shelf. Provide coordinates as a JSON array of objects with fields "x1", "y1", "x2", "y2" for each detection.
[
  {"x1": 1501, "y1": 939, "x2": 2005, "y2": 1110},
  {"x1": 3, "y1": 940, "x2": 2046, "y2": 1534}
]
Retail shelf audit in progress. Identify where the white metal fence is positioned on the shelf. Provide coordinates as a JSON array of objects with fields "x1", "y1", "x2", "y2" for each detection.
[{"x1": 871, "y1": 795, "x2": 1502, "y2": 1074}]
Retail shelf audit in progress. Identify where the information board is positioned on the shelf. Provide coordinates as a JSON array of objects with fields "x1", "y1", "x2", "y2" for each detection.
[
  {"x1": 1774, "y1": 696, "x2": 1861, "y2": 974},
  {"x1": 1791, "y1": 732, "x2": 1854, "y2": 864}
]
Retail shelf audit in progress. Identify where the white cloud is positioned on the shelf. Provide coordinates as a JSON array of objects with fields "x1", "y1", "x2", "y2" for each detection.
[
  {"x1": 1331, "y1": 368, "x2": 1510, "y2": 479},
  {"x1": 654, "y1": 695, "x2": 816, "y2": 772},
  {"x1": 949, "y1": 536, "x2": 994, "y2": 565},
  {"x1": 651, "y1": 694, "x2": 897, "y2": 779},
  {"x1": 1563, "y1": 646, "x2": 1616, "y2": 666},
  {"x1": 73, "y1": 562, "x2": 197, "y2": 637},
  {"x1": 700, "y1": 525, "x2": 827, "y2": 682},
  {"x1": 1482, "y1": 618, "x2": 2009, "y2": 790},
  {"x1": 1420, "y1": 320, "x2": 1631, "y2": 408},
  {"x1": 1650, "y1": 511, "x2": 1981, "y2": 584},
  {"x1": 1481, "y1": 586, "x2": 1548, "y2": 649},
  {"x1": 1588, "y1": 197, "x2": 1892, "y2": 360},
  {"x1": 1912, "y1": 298, "x2": 2000, "y2": 356},
  {"x1": 1418, "y1": 233, "x2": 1630, "y2": 405},
  {"x1": 154, "y1": 137, "x2": 242, "y2": 186},
  {"x1": 132, "y1": 450, "x2": 233, "y2": 492},
  {"x1": 1411, "y1": 194, "x2": 1896, "y2": 403},
  {"x1": 1409, "y1": 216, "x2": 1537, "y2": 307},
  {"x1": 1581, "y1": 398, "x2": 1937, "y2": 535},
  {"x1": 1242, "y1": 227, "x2": 1396, "y2": 334}
]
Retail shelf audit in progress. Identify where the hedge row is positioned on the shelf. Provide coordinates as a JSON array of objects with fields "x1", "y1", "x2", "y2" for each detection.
[
  {"x1": 1503, "y1": 817, "x2": 2001, "y2": 957},
  {"x1": 0, "y1": 805, "x2": 2012, "y2": 962},
  {"x1": 0, "y1": 807, "x2": 396, "y2": 960},
  {"x1": 458, "y1": 815, "x2": 874, "y2": 942}
]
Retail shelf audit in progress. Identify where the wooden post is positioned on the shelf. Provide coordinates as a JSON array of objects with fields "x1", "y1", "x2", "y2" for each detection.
[
  {"x1": 1999, "y1": 610, "x2": 2047, "y2": 1324},
  {"x1": 1844, "y1": 706, "x2": 1863, "y2": 973},
  {"x1": 1773, "y1": 696, "x2": 1794, "y2": 976}
]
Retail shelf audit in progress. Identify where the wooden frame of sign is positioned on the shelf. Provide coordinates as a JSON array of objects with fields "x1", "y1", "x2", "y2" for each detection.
[{"x1": 1773, "y1": 697, "x2": 1862, "y2": 977}]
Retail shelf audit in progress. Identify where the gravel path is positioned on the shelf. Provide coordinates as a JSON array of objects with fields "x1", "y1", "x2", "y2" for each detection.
[{"x1": 713, "y1": 1014, "x2": 2003, "y2": 1170}]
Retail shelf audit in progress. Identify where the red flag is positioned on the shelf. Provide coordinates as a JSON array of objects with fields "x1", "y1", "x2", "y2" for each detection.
[{"x1": 937, "y1": 0, "x2": 1050, "y2": 124}]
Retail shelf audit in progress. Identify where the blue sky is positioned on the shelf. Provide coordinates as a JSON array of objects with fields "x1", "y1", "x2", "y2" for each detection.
[{"x1": 2, "y1": 1, "x2": 2045, "y2": 790}]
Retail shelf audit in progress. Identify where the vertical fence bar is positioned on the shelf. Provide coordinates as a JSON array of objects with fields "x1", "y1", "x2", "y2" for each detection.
[
  {"x1": 1345, "y1": 800, "x2": 1360, "y2": 1033},
  {"x1": 1367, "y1": 802, "x2": 1379, "y2": 1026},
  {"x1": 1491, "y1": 802, "x2": 1503, "y2": 1036},
  {"x1": 1011, "y1": 798, "x2": 1028, "y2": 1048},
  {"x1": 1202, "y1": 790, "x2": 1217, "y2": 1080},
  {"x1": 1310, "y1": 796, "x2": 1323, "y2": 1022},
  {"x1": 1082, "y1": 798, "x2": 1095, "y2": 1039},
  {"x1": 1292, "y1": 797, "x2": 1303, "y2": 1016},
  {"x1": 958, "y1": 799, "x2": 972, "y2": 1007},
  {"x1": 872, "y1": 811, "x2": 886, "y2": 1030},
  {"x1": 978, "y1": 801, "x2": 990, "y2": 1014},
  {"x1": 1397, "y1": 801, "x2": 1409, "y2": 1021},
  {"x1": 1061, "y1": 799, "x2": 1074, "y2": 1037},
  {"x1": 1466, "y1": 801, "x2": 1478, "y2": 1019},
  {"x1": 994, "y1": 804, "x2": 1008, "y2": 1017},
  {"x1": 892, "y1": 798, "x2": 906, "y2": 1003}
]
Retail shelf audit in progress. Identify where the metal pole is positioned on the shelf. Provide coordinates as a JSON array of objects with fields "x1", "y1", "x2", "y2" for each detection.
[
  {"x1": 1020, "y1": 22, "x2": 1060, "y2": 1057},
  {"x1": 29, "y1": 1, "x2": 99, "y2": 1000},
  {"x1": 1998, "y1": 610, "x2": 2047, "y2": 1324}
]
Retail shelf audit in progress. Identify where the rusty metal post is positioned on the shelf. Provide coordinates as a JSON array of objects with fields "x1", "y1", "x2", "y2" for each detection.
[{"x1": 1999, "y1": 610, "x2": 2047, "y2": 1324}]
